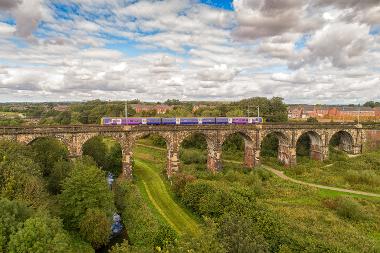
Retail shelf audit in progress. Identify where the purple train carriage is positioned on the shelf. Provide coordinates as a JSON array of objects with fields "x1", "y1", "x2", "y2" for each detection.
[{"x1": 101, "y1": 117, "x2": 263, "y2": 125}]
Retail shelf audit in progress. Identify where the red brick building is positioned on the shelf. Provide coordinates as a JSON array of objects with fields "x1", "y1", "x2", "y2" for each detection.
[{"x1": 288, "y1": 105, "x2": 380, "y2": 121}]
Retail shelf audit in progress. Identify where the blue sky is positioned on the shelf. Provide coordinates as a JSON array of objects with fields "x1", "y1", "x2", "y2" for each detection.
[{"x1": 0, "y1": 0, "x2": 379, "y2": 103}]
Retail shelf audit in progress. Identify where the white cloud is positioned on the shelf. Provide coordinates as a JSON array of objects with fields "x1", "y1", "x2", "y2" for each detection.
[{"x1": 0, "y1": 0, "x2": 378, "y2": 103}]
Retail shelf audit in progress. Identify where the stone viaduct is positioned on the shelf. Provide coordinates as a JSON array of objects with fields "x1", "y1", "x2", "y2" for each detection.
[{"x1": 0, "y1": 123, "x2": 365, "y2": 178}]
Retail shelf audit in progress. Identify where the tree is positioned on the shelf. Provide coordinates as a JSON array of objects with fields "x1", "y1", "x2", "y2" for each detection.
[
  {"x1": 306, "y1": 117, "x2": 318, "y2": 123},
  {"x1": 47, "y1": 160, "x2": 72, "y2": 194},
  {"x1": 363, "y1": 101, "x2": 376, "y2": 108},
  {"x1": 82, "y1": 136, "x2": 108, "y2": 170},
  {"x1": 79, "y1": 208, "x2": 111, "y2": 249},
  {"x1": 30, "y1": 137, "x2": 69, "y2": 177},
  {"x1": 0, "y1": 198, "x2": 32, "y2": 251},
  {"x1": 226, "y1": 109, "x2": 245, "y2": 117},
  {"x1": 0, "y1": 141, "x2": 47, "y2": 207},
  {"x1": 7, "y1": 215, "x2": 72, "y2": 253},
  {"x1": 164, "y1": 99, "x2": 181, "y2": 105},
  {"x1": 59, "y1": 161, "x2": 115, "y2": 229}
]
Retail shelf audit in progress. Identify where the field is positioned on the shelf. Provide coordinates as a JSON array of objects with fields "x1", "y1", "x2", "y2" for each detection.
[
  {"x1": 264, "y1": 149, "x2": 380, "y2": 194},
  {"x1": 130, "y1": 136, "x2": 380, "y2": 251}
]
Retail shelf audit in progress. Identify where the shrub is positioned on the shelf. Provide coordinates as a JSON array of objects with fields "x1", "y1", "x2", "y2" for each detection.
[
  {"x1": 7, "y1": 215, "x2": 72, "y2": 253},
  {"x1": 181, "y1": 180, "x2": 216, "y2": 213},
  {"x1": 79, "y1": 208, "x2": 111, "y2": 249},
  {"x1": 59, "y1": 161, "x2": 115, "y2": 229},
  {"x1": 0, "y1": 198, "x2": 32, "y2": 252},
  {"x1": 153, "y1": 225, "x2": 177, "y2": 249},
  {"x1": 218, "y1": 212, "x2": 269, "y2": 253},
  {"x1": 335, "y1": 197, "x2": 367, "y2": 220},
  {"x1": 115, "y1": 180, "x2": 160, "y2": 247},
  {"x1": 171, "y1": 173, "x2": 196, "y2": 197},
  {"x1": 179, "y1": 149, "x2": 207, "y2": 165},
  {"x1": 323, "y1": 197, "x2": 367, "y2": 220},
  {"x1": 344, "y1": 170, "x2": 380, "y2": 186}
]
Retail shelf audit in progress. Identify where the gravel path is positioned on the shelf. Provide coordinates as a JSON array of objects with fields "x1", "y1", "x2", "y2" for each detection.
[{"x1": 263, "y1": 165, "x2": 380, "y2": 198}]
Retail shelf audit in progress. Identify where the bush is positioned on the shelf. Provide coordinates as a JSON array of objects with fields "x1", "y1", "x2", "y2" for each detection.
[
  {"x1": 323, "y1": 197, "x2": 367, "y2": 220},
  {"x1": 344, "y1": 170, "x2": 380, "y2": 186},
  {"x1": 0, "y1": 198, "x2": 32, "y2": 251},
  {"x1": 153, "y1": 225, "x2": 177, "y2": 249},
  {"x1": 179, "y1": 149, "x2": 207, "y2": 165},
  {"x1": 181, "y1": 180, "x2": 216, "y2": 213},
  {"x1": 59, "y1": 161, "x2": 115, "y2": 229},
  {"x1": 114, "y1": 180, "x2": 160, "y2": 247},
  {"x1": 7, "y1": 215, "x2": 72, "y2": 253},
  {"x1": 218, "y1": 212, "x2": 269, "y2": 253},
  {"x1": 171, "y1": 173, "x2": 196, "y2": 197},
  {"x1": 79, "y1": 208, "x2": 111, "y2": 249}
]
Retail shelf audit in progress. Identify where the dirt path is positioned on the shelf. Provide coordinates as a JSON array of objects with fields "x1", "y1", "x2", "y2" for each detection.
[{"x1": 262, "y1": 165, "x2": 380, "y2": 198}]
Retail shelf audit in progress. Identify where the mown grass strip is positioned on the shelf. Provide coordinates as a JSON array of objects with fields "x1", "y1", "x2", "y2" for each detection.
[{"x1": 134, "y1": 159, "x2": 200, "y2": 237}]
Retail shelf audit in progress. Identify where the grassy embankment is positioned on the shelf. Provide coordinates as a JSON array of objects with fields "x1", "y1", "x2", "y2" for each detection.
[
  {"x1": 132, "y1": 141, "x2": 201, "y2": 237},
  {"x1": 140, "y1": 139, "x2": 380, "y2": 250}
]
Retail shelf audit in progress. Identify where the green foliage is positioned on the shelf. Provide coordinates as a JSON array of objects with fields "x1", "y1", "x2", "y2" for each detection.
[
  {"x1": 226, "y1": 109, "x2": 244, "y2": 117},
  {"x1": 149, "y1": 134, "x2": 167, "y2": 148},
  {"x1": 47, "y1": 160, "x2": 72, "y2": 194},
  {"x1": 363, "y1": 101, "x2": 380, "y2": 108},
  {"x1": 83, "y1": 136, "x2": 108, "y2": 169},
  {"x1": 164, "y1": 99, "x2": 181, "y2": 105},
  {"x1": 0, "y1": 118, "x2": 24, "y2": 126},
  {"x1": 233, "y1": 97, "x2": 288, "y2": 122},
  {"x1": 199, "y1": 109, "x2": 221, "y2": 117},
  {"x1": 7, "y1": 215, "x2": 72, "y2": 253},
  {"x1": 261, "y1": 134, "x2": 279, "y2": 157},
  {"x1": 79, "y1": 208, "x2": 111, "y2": 249},
  {"x1": 0, "y1": 141, "x2": 47, "y2": 207},
  {"x1": 296, "y1": 134, "x2": 311, "y2": 157},
  {"x1": 164, "y1": 107, "x2": 192, "y2": 117},
  {"x1": 306, "y1": 117, "x2": 318, "y2": 123},
  {"x1": 166, "y1": 220, "x2": 226, "y2": 253},
  {"x1": 171, "y1": 172, "x2": 196, "y2": 197},
  {"x1": 30, "y1": 137, "x2": 69, "y2": 176},
  {"x1": 181, "y1": 133, "x2": 207, "y2": 150},
  {"x1": 179, "y1": 149, "x2": 207, "y2": 165},
  {"x1": 0, "y1": 198, "x2": 32, "y2": 251},
  {"x1": 114, "y1": 180, "x2": 160, "y2": 247},
  {"x1": 222, "y1": 133, "x2": 244, "y2": 152},
  {"x1": 218, "y1": 212, "x2": 269, "y2": 253},
  {"x1": 59, "y1": 161, "x2": 114, "y2": 229},
  {"x1": 83, "y1": 136, "x2": 122, "y2": 175},
  {"x1": 153, "y1": 225, "x2": 177, "y2": 250},
  {"x1": 344, "y1": 169, "x2": 380, "y2": 187},
  {"x1": 323, "y1": 197, "x2": 368, "y2": 221}
]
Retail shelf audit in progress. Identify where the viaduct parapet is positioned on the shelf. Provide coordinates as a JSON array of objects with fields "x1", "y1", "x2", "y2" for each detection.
[{"x1": 0, "y1": 123, "x2": 366, "y2": 178}]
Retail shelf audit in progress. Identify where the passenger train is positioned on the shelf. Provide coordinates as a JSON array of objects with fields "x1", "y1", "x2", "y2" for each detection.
[{"x1": 101, "y1": 117, "x2": 263, "y2": 125}]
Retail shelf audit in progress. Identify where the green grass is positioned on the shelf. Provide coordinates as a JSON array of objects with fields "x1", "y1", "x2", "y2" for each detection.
[
  {"x1": 132, "y1": 147, "x2": 201, "y2": 237},
  {"x1": 0, "y1": 111, "x2": 23, "y2": 118}
]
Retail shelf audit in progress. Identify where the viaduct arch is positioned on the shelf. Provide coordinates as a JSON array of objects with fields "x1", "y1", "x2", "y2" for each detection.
[{"x1": 0, "y1": 123, "x2": 365, "y2": 178}]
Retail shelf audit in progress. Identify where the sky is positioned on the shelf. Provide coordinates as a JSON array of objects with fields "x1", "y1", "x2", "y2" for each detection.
[{"x1": 0, "y1": 0, "x2": 379, "y2": 104}]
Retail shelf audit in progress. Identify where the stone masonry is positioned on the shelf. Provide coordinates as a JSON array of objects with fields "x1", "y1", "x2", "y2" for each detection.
[{"x1": 0, "y1": 123, "x2": 366, "y2": 178}]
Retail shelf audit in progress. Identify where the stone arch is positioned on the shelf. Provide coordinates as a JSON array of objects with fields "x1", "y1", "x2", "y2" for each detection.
[
  {"x1": 220, "y1": 130, "x2": 257, "y2": 168},
  {"x1": 295, "y1": 130, "x2": 326, "y2": 161},
  {"x1": 260, "y1": 130, "x2": 293, "y2": 166},
  {"x1": 81, "y1": 133, "x2": 126, "y2": 175},
  {"x1": 19, "y1": 135, "x2": 71, "y2": 157},
  {"x1": 177, "y1": 131, "x2": 215, "y2": 172},
  {"x1": 122, "y1": 131, "x2": 171, "y2": 179},
  {"x1": 328, "y1": 130, "x2": 354, "y2": 154}
]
